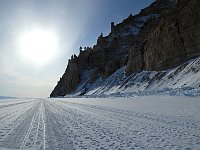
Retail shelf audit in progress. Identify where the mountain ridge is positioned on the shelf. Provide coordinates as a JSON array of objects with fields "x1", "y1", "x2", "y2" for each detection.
[{"x1": 50, "y1": 0, "x2": 200, "y2": 97}]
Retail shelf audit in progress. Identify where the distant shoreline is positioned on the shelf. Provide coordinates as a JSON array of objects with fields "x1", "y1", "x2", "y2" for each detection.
[{"x1": 0, "y1": 96, "x2": 17, "y2": 99}]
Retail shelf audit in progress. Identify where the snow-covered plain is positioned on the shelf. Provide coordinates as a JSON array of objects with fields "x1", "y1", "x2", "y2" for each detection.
[{"x1": 0, "y1": 96, "x2": 200, "y2": 149}]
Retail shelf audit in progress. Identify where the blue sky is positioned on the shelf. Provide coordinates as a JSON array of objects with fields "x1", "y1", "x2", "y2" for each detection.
[{"x1": 0, "y1": 0, "x2": 154, "y2": 97}]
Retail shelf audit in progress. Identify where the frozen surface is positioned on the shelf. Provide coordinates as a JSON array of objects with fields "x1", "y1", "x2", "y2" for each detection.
[{"x1": 0, "y1": 96, "x2": 200, "y2": 149}]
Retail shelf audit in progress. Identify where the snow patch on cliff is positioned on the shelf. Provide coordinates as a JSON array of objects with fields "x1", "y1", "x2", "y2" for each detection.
[{"x1": 68, "y1": 56, "x2": 200, "y2": 97}]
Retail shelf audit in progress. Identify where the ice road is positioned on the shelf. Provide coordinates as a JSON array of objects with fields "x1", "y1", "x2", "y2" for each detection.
[{"x1": 0, "y1": 96, "x2": 200, "y2": 149}]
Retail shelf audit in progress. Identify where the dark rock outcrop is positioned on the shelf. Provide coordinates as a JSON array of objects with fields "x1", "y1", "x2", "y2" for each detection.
[
  {"x1": 126, "y1": 0, "x2": 200, "y2": 75},
  {"x1": 50, "y1": 58, "x2": 80, "y2": 97},
  {"x1": 50, "y1": 0, "x2": 200, "y2": 97}
]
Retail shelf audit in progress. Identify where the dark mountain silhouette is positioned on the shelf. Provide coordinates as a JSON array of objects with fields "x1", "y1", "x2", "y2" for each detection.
[{"x1": 50, "y1": 0, "x2": 200, "y2": 97}]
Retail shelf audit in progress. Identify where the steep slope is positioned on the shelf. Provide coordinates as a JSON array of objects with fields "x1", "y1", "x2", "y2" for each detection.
[
  {"x1": 50, "y1": 0, "x2": 200, "y2": 97},
  {"x1": 69, "y1": 56, "x2": 200, "y2": 97}
]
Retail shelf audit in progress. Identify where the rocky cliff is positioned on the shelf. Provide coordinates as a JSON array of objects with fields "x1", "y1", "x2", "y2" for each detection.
[
  {"x1": 126, "y1": 0, "x2": 200, "y2": 75},
  {"x1": 50, "y1": 0, "x2": 200, "y2": 97}
]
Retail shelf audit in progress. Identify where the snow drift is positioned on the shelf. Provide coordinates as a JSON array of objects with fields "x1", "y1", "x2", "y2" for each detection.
[{"x1": 69, "y1": 56, "x2": 200, "y2": 97}]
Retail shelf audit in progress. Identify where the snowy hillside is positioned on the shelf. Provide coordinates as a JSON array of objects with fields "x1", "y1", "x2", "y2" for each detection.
[{"x1": 70, "y1": 56, "x2": 200, "y2": 97}]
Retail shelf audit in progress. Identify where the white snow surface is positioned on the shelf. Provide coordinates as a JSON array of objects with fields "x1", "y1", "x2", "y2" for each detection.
[
  {"x1": 71, "y1": 56, "x2": 200, "y2": 97},
  {"x1": 0, "y1": 97, "x2": 200, "y2": 149}
]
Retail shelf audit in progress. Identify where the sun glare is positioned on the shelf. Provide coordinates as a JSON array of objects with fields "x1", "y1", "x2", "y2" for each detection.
[{"x1": 19, "y1": 28, "x2": 58, "y2": 66}]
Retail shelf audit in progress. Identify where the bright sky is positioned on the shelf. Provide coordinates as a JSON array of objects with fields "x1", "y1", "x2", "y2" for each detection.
[{"x1": 0, "y1": 0, "x2": 154, "y2": 98}]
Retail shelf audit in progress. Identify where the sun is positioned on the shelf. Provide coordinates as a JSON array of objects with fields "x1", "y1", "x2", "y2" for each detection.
[{"x1": 19, "y1": 28, "x2": 58, "y2": 66}]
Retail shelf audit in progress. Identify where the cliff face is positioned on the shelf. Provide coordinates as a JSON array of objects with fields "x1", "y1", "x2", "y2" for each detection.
[
  {"x1": 50, "y1": 0, "x2": 200, "y2": 97},
  {"x1": 51, "y1": 58, "x2": 80, "y2": 97},
  {"x1": 126, "y1": 0, "x2": 200, "y2": 75}
]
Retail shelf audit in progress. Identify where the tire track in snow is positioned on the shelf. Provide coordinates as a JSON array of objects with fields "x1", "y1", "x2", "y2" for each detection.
[
  {"x1": 0, "y1": 98, "x2": 200, "y2": 149},
  {"x1": 0, "y1": 101, "x2": 35, "y2": 109},
  {"x1": 20, "y1": 100, "x2": 46, "y2": 150},
  {"x1": 33, "y1": 105, "x2": 41, "y2": 148},
  {"x1": 44, "y1": 101, "x2": 75, "y2": 149},
  {"x1": 41, "y1": 100, "x2": 46, "y2": 150},
  {"x1": 0, "y1": 101, "x2": 37, "y2": 125},
  {"x1": 20, "y1": 103, "x2": 39, "y2": 148},
  {"x1": 49, "y1": 100, "x2": 200, "y2": 150},
  {"x1": 0, "y1": 102, "x2": 37, "y2": 144},
  {"x1": 0, "y1": 99, "x2": 45, "y2": 149},
  {"x1": 45, "y1": 101, "x2": 147, "y2": 149}
]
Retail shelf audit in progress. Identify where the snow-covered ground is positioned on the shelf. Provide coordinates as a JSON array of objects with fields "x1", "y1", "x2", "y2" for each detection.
[{"x1": 0, "y1": 96, "x2": 200, "y2": 149}]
